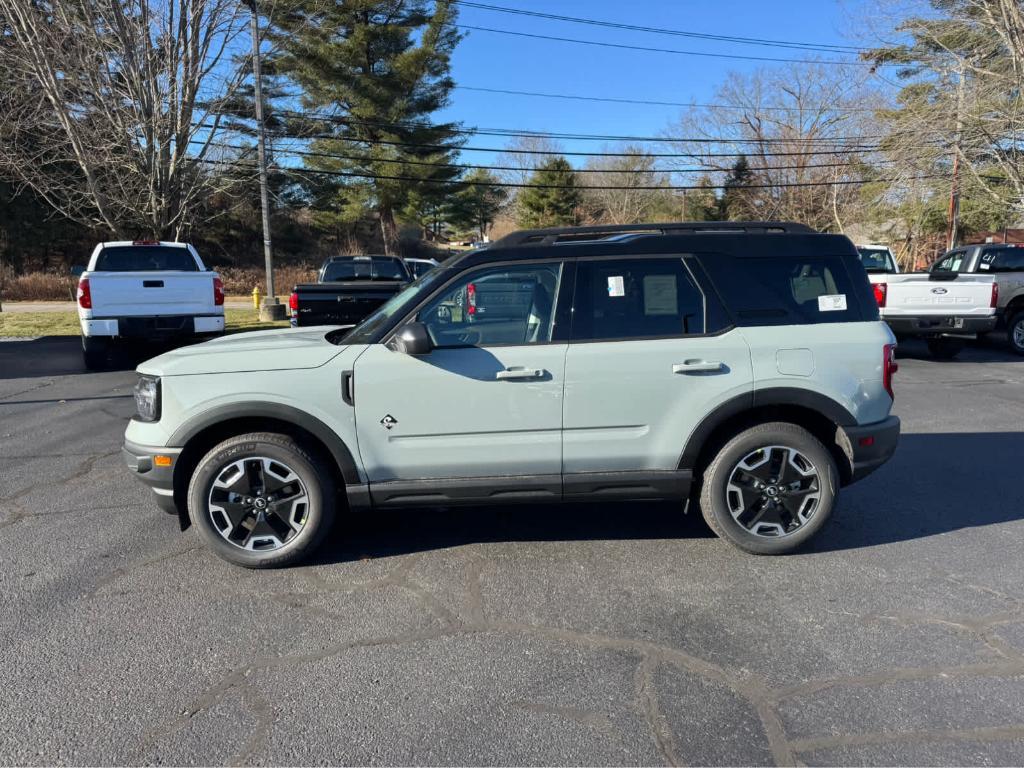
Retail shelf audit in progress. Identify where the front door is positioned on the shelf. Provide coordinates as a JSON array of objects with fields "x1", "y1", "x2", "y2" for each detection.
[{"x1": 353, "y1": 261, "x2": 568, "y2": 501}]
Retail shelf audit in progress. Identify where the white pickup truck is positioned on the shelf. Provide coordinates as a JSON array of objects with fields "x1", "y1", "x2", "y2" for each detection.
[
  {"x1": 856, "y1": 244, "x2": 997, "y2": 359},
  {"x1": 75, "y1": 241, "x2": 225, "y2": 369}
]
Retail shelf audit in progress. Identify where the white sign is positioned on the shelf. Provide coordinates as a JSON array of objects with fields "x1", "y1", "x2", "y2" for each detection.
[
  {"x1": 607, "y1": 275, "x2": 625, "y2": 297},
  {"x1": 818, "y1": 294, "x2": 848, "y2": 312}
]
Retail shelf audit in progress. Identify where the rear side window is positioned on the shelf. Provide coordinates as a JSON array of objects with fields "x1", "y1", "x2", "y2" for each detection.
[
  {"x1": 978, "y1": 247, "x2": 1024, "y2": 272},
  {"x1": 322, "y1": 258, "x2": 409, "y2": 281},
  {"x1": 571, "y1": 257, "x2": 705, "y2": 341},
  {"x1": 701, "y1": 255, "x2": 862, "y2": 326},
  {"x1": 94, "y1": 246, "x2": 198, "y2": 272}
]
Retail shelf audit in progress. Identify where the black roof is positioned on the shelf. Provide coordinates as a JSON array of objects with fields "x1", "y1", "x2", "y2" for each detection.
[{"x1": 493, "y1": 221, "x2": 815, "y2": 248}]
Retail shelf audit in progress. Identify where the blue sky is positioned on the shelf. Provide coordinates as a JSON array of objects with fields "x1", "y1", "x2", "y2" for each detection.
[{"x1": 436, "y1": 0, "x2": 882, "y2": 165}]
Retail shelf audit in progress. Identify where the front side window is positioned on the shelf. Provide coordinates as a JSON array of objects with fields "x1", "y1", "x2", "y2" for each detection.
[
  {"x1": 571, "y1": 258, "x2": 705, "y2": 341},
  {"x1": 417, "y1": 263, "x2": 563, "y2": 348},
  {"x1": 932, "y1": 250, "x2": 967, "y2": 273}
]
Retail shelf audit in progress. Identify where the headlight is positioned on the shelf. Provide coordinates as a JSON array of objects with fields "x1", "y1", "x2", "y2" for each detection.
[{"x1": 134, "y1": 375, "x2": 161, "y2": 422}]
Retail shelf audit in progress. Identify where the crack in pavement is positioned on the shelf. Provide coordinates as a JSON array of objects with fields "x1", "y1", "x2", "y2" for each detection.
[
  {"x1": 634, "y1": 655, "x2": 682, "y2": 767},
  {"x1": 0, "y1": 449, "x2": 120, "y2": 529},
  {"x1": 789, "y1": 723, "x2": 1024, "y2": 754}
]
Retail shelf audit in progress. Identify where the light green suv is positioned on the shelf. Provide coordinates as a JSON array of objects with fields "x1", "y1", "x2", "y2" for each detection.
[{"x1": 123, "y1": 222, "x2": 900, "y2": 568}]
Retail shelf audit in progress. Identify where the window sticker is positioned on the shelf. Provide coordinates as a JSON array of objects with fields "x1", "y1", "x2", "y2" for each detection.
[
  {"x1": 642, "y1": 274, "x2": 678, "y2": 315},
  {"x1": 607, "y1": 275, "x2": 625, "y2": 297},
  {"x1": 818, "y1": 294, "x2": 847, "y2": 312},
  {"x1": 979, "y1": 261, "x2": 991, "y2": 270}
]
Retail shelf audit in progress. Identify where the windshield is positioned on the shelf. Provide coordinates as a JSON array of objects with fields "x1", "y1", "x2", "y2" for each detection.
[
  {"x1": 94, "y1": 246, "x2": 199, "y2": 272},
  {"x1": 857, "y1": 248, "x2": 897, "y2": 274},
  {"x1": 321, "y1": 257, "x2": 409, "y2": 282},
  {"x1": 337, "y1": 267, "x2": 450, "y2": 345}
]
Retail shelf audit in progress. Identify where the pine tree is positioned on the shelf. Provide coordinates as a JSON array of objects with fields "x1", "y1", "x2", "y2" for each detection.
[
  {"x1": 269, "y1": 0, "x2": 463, "y2": 254},
  {"x1": 516, "y1": 158, "x2": 581, "y2": 229},
  {"x1": 719, "y1": 155, "x2": 755, "y2": 220},
  {"x1": 448, "y1": 169, "x2": 508, "y2": 240}
]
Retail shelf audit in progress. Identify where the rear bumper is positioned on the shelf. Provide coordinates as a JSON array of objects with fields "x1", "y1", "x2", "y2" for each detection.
[
  {"x1": 884, "y1": 315, "x2": 997, "y2": 337},
  {"x1": 123, "y1": 438, "x2": 181, "y2": 515},
  {"x1": 82, "y1": 314, "x2": 224, "y2": 338},
  {"x1": 839, "y1": 416, "x2": 900, "y2": 484}
]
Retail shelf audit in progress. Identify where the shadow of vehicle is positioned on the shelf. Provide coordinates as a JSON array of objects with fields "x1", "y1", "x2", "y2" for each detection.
[
  {"x1": 306, "y1": 431, "x2": 1024, "y2": 565},
  {"x1": 897, "y1": 336, "x2": 1023, "y2": 363},
  {"x1": 0, "y1": 335, "x2": 210, "y2": 379}
]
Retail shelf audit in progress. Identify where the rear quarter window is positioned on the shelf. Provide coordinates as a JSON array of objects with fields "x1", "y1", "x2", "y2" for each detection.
[
  {"x1": 94, "y1": 246, "x2": 199, "y2": 272},
  {"x1": 700, "y1": 254, "x2": 865, "y2": 326}
]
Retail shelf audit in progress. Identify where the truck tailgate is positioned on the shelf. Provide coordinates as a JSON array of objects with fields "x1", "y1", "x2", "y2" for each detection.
[
  {"x1": 881, "y1": 274, "x2": 996, "y2": 318},
  {"x1": 88, "y1": 271, "x2": 217, "y2": 317},
  {"x1": 294, "y1": 281, "x2": 404, "y2": 326}
]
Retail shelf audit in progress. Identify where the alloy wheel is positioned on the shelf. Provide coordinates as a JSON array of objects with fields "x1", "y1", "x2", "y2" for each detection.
[
  {"x1": 207, "y1": 457, "x2": 309, "y2": 551},
  {"x1": 725, "y1": 445, "x2": 821, "y2": 537}
]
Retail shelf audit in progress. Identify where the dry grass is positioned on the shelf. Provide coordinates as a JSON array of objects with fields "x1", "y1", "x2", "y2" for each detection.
[{"x1": 0, "y1": 264, "x2": 318, "y2": 301}]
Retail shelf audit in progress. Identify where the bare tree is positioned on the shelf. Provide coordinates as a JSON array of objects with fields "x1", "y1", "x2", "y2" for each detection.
[
  {"x1": 669, "y1": 63, "x2": 884, "y2": 232},
  {"x1": 0, "y1": 0, "x2": 249, "y2": 238},
  {"x1": 582, "y1": 145, "x2": 677, "y2": 224},
  {"x1": 495, "y1": 135, "x2": 564, "y2": 186}
]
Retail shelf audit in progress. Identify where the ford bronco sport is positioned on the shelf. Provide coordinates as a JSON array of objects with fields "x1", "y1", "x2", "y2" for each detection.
[{"x1": 123, "y1": 222, "x2": 900, "y2": 568}]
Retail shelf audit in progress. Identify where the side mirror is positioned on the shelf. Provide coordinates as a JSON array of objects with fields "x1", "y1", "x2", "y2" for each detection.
[
  {"x1": 71, "y1": 265, "x2": 86, "y2": 277},
  {"x1": 394, "y1": 322, "x2": 433, "y2": 355}
]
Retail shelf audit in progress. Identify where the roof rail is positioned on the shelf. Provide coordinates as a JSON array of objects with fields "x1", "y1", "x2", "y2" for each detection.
[{"x1": 494, "y1": 221, "x2": 816, "y2": 248}]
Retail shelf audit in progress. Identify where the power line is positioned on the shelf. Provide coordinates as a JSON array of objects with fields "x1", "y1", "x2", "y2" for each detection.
[
  {"x1": 197, "y1": 138, "x2": 911, "y2": 174},
  {"x1": 454, "y1": 1, "x2": 867, "y2": 54},
  {"x1": 456, "y1": 24, "x2": 877, "y2": 66},
  {"x1": 454, "y1": 85, "x2": 886, "y2": 114},
  {"x1": 202, "y1": 157, "x2": 946, "y2": 192},
  {"x1": 270, "y1": 108, "x2": 898, "y2": 145}
]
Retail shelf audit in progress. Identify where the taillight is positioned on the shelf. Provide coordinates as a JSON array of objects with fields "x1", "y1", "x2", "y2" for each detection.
[
  {"x1": 872, "y1": 282, "x2": 887, "y2": 308},
  {"x1": 991, "y1": 281, "x2": 999, "y2": 308},
  {"x1": 213, "y1": 277, "x2": 224, "y2": 306},
  {"x1": 466, "y1": 282, "x2": 476, "y2": 315},
  {"x1": 77, "y1": 278, "x2": 92, "y2": 309},
  {"x1": 883, "y1": 343, "x2": 898, "y2": 400},
  {"x1": 289, "y1": 291, "x2": 298, "y2": 316}
]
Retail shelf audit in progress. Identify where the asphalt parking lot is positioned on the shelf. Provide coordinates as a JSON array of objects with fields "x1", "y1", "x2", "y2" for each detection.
[{"x1": 2, "y1": 336, "x2": 1024, "y2": 766}]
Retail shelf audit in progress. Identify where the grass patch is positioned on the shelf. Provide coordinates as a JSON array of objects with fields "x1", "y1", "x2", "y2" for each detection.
[{"x1": 0, "y1": 309, "x2": 288, "y2": 337}]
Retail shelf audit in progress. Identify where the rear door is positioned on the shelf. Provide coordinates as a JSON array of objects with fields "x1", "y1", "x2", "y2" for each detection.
[
  {"x1": 561, "y1": 255, "x2": 753, "y2": 490},
  {"x1": 88, "y1": 245, "x2": 214, "y2": 317}
]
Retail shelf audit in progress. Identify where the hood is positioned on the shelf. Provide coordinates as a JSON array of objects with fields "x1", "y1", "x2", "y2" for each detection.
[{"x1": 138, "y1": 326, "x2": 347, "y2": 377}]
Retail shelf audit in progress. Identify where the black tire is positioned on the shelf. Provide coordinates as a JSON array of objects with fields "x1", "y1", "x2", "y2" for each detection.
[
  {"x1": 1007, "y1": 311, "x2": 1024, "y2": 356},
  {"x1": 699, "y1": 422, "x2": 838, "y2": 555},
  {"x1": 926, "y1": 337, "x2": 965, "y2": 359},
  {"x1": 187, "y1": 432, "x2": 337, "y2": 568},
  {"x1": 82, "y1": 336, "x2": 110, "y2": 370}
]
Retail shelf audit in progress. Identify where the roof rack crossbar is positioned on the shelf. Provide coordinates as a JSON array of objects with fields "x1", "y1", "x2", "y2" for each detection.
[{"x1": 495, "y1": 221, "x2": 815, "y2": 248}]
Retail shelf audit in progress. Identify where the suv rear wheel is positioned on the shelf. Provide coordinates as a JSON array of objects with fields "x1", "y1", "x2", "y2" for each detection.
[
  {"x1": 1007, "y1": 311, "x2": 1024, "y2": 356},
  {"x1": 187, "y1": 432, "x2": 336, "y2": 568},
  {"x1": 699, "y1": 422, "x2": 837, "y2": 555}
]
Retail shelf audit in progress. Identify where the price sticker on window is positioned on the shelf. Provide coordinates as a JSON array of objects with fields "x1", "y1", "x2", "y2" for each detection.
[
  {"x1": 607, "y1": 275, "x2": 625, "y2": 297},
  {"x1": 818, "y1": 294, "x2": 848, "y2": 312}
]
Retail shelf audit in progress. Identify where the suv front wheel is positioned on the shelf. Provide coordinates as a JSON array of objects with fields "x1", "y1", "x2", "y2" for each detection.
[
  {"x1": 699, "y1": 422, "x2": 837, "y2": 555},
  {"x1": 187, "y1": 432, "x2": 336, "y2": 568}
]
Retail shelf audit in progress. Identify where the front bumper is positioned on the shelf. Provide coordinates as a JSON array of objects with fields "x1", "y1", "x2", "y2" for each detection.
[
  {"x1": 839, "y1": 416, "x2": 900, "y2": 483},
  {"x1": 123, "y1": 439, "x2": 181, "y2": 515},
  {"x1": 883, "y1": 315, "x2": 997, "y2": 338}
]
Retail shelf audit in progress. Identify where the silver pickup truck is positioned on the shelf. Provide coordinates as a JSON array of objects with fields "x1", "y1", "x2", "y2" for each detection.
[{"x1": 857, "y1": 244, "x2": 997, "y2": 359}]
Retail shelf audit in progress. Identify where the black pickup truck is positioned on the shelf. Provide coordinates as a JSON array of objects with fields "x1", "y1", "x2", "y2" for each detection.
[{"x1": 289, "y1": 255, "x2": 412, "y2": 327}]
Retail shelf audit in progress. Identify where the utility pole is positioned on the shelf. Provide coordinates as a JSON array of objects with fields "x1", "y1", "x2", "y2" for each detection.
[
  {"x1": 946, "y1": 60, "x2": 966, "y2": 252},
  {"x1": 247, "y1": 0, "x2": 284, "y2": 321}
]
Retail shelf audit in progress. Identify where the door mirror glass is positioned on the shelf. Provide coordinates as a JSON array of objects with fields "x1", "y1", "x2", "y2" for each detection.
[{"x1": 394, "y1": 322, "x2": 433, "y2": 355}]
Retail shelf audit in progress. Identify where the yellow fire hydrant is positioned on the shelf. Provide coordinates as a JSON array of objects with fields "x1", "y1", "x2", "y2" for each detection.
[{"x1": 252, "y1": 285, "x2": 261, "y2": 310}]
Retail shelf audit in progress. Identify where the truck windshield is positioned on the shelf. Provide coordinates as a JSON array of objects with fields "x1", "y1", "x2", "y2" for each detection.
[
  {"x1": 94, "y1": 246, "x2": 198, "y2": 272},
  {"x1": 857, "y1": 248, "x2": 897, "y2": 274},
  {"x1": 322, "y1": 257, "x2": 409, "y2": 282},
  {"x1": 336, "y1": 268, "x2": 449, "y2": 345}
]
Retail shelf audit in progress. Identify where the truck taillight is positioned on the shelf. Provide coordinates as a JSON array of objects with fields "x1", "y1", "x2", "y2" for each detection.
[
  {"x1": 289, "y1": 291, "x2": 298, "y2": 315},
  {"x1": 872, "y1": 282, "x2": 887, "y2": 308},
  {"x1": 213, "y1": 277, "x2": 224, "y2": 306},
  {"x1": 466, "y1": 282, "x2": 476, "y2": 315},
  {"x1": 991, "y1": 281, "x2": 999, "y2": 308},
  {"x1": 883, "y1": 343, "x2": 898, "y2": 400},
  {"x1": 77, "y1": 278, "x2": 92, "y2": 309}
]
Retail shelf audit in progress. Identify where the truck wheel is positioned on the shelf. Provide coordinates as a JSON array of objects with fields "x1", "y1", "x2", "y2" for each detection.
[
  {"x1": 187, "y1": 432, "x2": 336, "y2": 568},
  {"x1": 699, "y1": 422, "x2": 837, "y2": 555},
  {"x1": 82, "y1": 336, "x2": 110, "y2": 370},
  {"x1": 926, "y1": 338, "x2": 965, "y2": 359},
  {"x1": 1008, "y1": 311, "x2": 1024, "y2": 356}
]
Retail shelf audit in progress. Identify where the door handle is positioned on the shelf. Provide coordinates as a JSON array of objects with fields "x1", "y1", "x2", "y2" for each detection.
[
  {"x1": 673, "y1": 360, "x2": 724, "y2": 374},
  {"x1": 496, "y1": 367, "x2": 544, "y2": 381}
]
